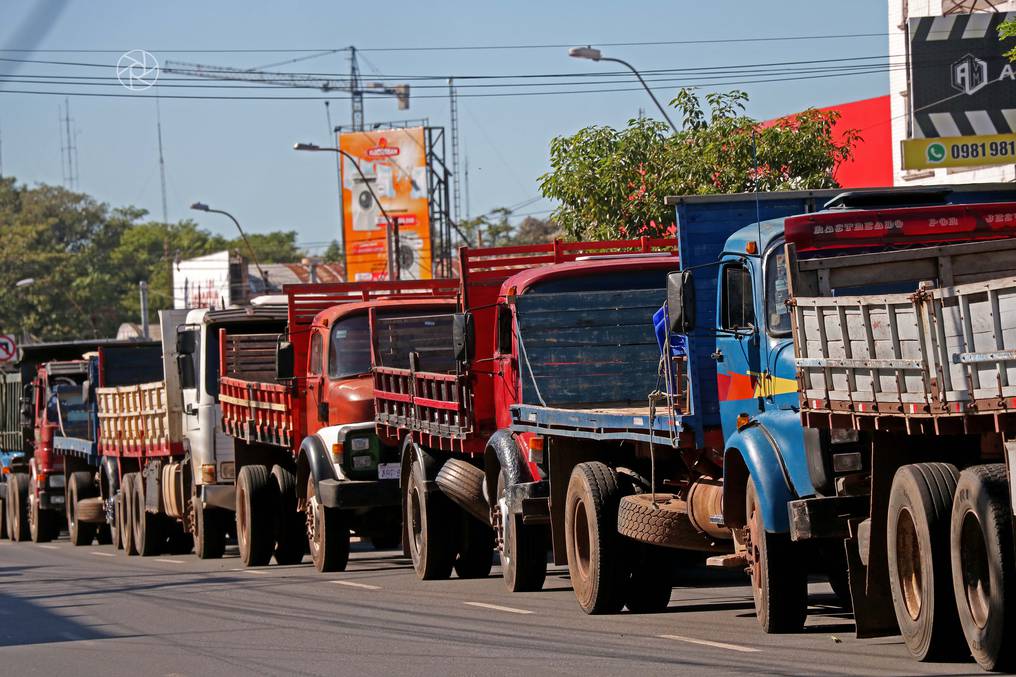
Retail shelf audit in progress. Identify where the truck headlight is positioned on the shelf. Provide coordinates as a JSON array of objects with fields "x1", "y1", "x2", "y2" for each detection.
[{"x1": 350, "y1": 437, "x2": 371, "y2": 452}]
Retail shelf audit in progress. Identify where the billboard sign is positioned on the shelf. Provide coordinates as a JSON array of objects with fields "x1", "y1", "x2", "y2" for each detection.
[
  {"x1": 339, "y1": 127, "x2": 432, "y2": 281},
  {"x1": 909, "y1": 13, "x2": 1016, "y2": 138},
  {"x1": 173, "y1": 250, "x2": 241, "y2": 309},
  {"x1": 902, "y1": 132, "x2": 1016, "y2": 169}
]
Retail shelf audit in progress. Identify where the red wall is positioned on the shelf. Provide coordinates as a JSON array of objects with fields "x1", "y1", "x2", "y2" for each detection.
[{"x1": 819, "y1": 95, "x2": 892, "y2": 189}]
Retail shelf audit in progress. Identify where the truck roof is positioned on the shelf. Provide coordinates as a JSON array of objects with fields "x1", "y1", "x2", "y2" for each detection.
[
  {"x1": 500, "y1": 255, "x2": 679, "y2": 297},
  {"x1": 313, "y1": 296, "x2": 457, "y2": 327}
]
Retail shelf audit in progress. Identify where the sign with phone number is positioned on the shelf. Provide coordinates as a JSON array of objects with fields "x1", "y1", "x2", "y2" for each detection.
[{"x1": 902, "y1": 133, "x2": 1016, "y2": 170}]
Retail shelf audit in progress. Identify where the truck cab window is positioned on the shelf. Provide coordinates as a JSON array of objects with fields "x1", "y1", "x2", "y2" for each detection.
[
  {"x1": 766, "y1": 249, "x2": 791, "y2": 336},
  {"x1": 496, "y1": 304, "x2": 513, "y2": 355},
  {"x1": 309, "y1": 331, "x2": 324, "y2": 375},
  {"x1": 722, "y1": 264, "x2": 755, "y2": 330}
]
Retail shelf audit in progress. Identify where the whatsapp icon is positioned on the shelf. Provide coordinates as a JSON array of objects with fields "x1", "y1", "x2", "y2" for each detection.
[{"x1": 927, "y1": 143, "x2": 947, "y2": 163}]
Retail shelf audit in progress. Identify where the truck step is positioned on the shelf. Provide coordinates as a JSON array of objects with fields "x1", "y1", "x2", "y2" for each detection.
[{"x1": 705, "y1": 553, "x2": 748, "y2": 569}]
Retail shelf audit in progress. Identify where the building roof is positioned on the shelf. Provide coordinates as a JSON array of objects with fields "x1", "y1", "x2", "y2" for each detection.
[{"x1": 248, "y1": 262, "x2": 345, "y2": 294}]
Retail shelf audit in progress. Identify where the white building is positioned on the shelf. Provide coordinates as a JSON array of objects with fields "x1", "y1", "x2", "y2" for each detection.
[{"x1": 889, "y1": 0, "x2": 1016, "y2": 185}]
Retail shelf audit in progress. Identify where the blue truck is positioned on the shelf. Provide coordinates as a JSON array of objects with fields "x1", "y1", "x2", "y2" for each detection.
[{"x1": 510, "y1": 184, "x2": 1016, "y2": 636}]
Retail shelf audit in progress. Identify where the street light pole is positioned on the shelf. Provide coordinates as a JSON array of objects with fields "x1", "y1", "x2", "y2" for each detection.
[
  {"x1": 568, "y1": 46, "x2": 679, "y2": 133},
  {"x1": 293, "y1": 142, "x2": 401, "y2": 281},
  {"x1": 189, "y1": 202, "x2": 268, "y2": 285}
]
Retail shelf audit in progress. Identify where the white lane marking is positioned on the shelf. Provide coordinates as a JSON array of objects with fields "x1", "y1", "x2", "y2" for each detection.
[
  {"x1": 463, "y1": 601, "x2": 533, "y2": 615},
  {"x1": 330, "y1": 580, "x2": 381, "y2": 590},
  {"x1": 245, "y1": 569, "x2": 268, "y2": 575},
  {"x1": 38, "y1": 544, "x2": 59, "y2": 549},
  {"x1": 90, "y1": 551, "x2": 116, "y2": 557},
  {"x1": 154, "y1": 558, "x2": 185, "y2": 564},
  {"x1": 658, "y1": 634, "x2": 760, "y2": 653}
]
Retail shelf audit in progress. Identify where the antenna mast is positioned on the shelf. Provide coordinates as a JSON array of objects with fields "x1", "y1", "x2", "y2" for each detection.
[
  {"x1": 350, "y1": 46, "x2": 363, "y2": 131},
  {"x1": 448, "y1": 78, "x2": 461, "y2": 223},
  {"x1": 156, "y1": 96, "x2": 169, "y2": 223}
]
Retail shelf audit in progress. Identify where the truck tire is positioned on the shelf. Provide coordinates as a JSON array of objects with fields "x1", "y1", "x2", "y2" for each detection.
[
  {"x1": 307, "y1": 475, "x2": 349, "y2": 572},
  {"x1": 886, "y1": 462, "x2": 964, "y2": 661},
  {"x1": 120, "y1": 475, "x2": 138, "y2": 555},
  {"x1": 67, "y1": 471, "x2": 98, "y2": 546},
  {"x1": 564, "y1": 462, "x2": 630, "y2": 614},
  {"x1": 236, "y1": 465, "x2": 274, "y2": 567},
  {"x1": 271, "y1": 465, "x2": 306, "y2": 565},
  {"x1": 745, "y1": 478, "x2": 807, "y2": 633},
  {"x1": 436, "y1": 458, "x2": 488, "y2": 524},
  {"x1": 454, "y1": 512, "x2": 494, "y2": 579},
  {"x1": 7, "y1": 473, "x2": 30, "y2": 542},
  {"x1": 950, "y1": 464, "x2": 1016, "y2": 672},
  {"x1": 405, "y1": 455, "x2": 455, "y2": 580},
  {"x1": 28, "y1": 478, "x2": 59, "y2": 543},
  {"x1": 192, "y1": 496, "x2": 226, "y2": 560},
  {"x1": 132, "y1": 471, "x2": 163, "y2": 557},
  {"x1": 95, "y1": 523, "x2": 113, "y2": 546},
  {"x1": 625, "y1": 544, "x2": 673, "y2": 613},
  {"x1": 495, "y1": 469, "x2": 547, "y2": 592}
]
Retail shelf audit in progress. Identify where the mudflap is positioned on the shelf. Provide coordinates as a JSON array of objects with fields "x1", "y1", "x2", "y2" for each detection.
[{"x1": 845, "y1": 536, "x2": 898, "y2": 639}]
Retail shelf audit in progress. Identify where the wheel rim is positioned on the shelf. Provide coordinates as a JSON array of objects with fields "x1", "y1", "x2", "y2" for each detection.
[
  {"x1": 237, "y1": 485, "x2": 249, "y2": 553},
  {"x1": 306, "y1": 482, "x2": 322, "y2": 560},
  {"x1": 410, "y1": 477, "x2": 424, "y2": 557},
  {"x1": 895, "y1": 506, "x2": 923, "y2": 621},
  {"x1": 496, "y1": 494, "x2": 511, "y2": 569},
  {"x1": 571, "y1": 496, "x2": 591, "y2": 582},
  {"x1": 959, "y1": 509, "x2": 991, "y2": 630}
]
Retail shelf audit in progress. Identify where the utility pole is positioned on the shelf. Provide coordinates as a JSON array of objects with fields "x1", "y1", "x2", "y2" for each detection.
[
  {"x1": 324, "y1": 100, "x2": 345, "y2": 262},
  {"x1": 448, "y1": 78, "x2": 461, "y2": 224},
  {"x1": 139, "y1": 281, "x2": 150, "y2": 339},
  {"x1": 156, "y1": 96, "x2": 169, "y2": 223},
  {"x1": 349, "y1": 46, "x2": 363, "y2": 131}
]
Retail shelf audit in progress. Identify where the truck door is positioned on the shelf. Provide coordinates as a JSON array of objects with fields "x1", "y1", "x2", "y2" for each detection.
[
  {"x1": 715, "y1": 258, "x2": 763, "y2": 442},
  {"x1": 493, "y1": 303, "x2": 519, "y2": 429},
  {"x1": 305, "y1": 329, "x2": 327, "y2": 430}
]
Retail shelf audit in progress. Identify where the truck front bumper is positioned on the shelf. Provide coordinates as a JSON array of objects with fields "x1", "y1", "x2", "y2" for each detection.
[
  {"x1": 788, "y1": 495, "x2": 869, "y2": 541},
  {"x1": 319, "y1": 478, "x2": 400, "y2": 510}
]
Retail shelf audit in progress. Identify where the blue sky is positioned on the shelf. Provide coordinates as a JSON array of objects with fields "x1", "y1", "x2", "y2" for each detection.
[{"x1": 1, "y1": 1, "x2": 888, "y2": 253}]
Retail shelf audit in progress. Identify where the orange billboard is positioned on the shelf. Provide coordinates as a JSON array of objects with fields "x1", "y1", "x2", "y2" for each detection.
[{"x1": 339, "y1": 127, "x2": 432, "y2": 281}]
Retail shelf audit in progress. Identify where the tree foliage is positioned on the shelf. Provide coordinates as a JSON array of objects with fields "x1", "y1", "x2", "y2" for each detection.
[
  {"x1": 539, "y1": 89, "x2": 858, "y2": 240},
  {"x1": 0, "y1": 177, "x2": 306, "y2": 342},
  {"x1": 458, "y1": 209, "x2": 559, "y2": 247},
  {"x1": 1002, "y1": 18, "x2": 1016, "y2": 61}
]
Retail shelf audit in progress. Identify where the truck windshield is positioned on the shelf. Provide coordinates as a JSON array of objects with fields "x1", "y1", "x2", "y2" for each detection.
[
  {"x1": 765, "y1": 248, "x2": 791, "y2": 336},
  {"x1": 48, "y1": 385, "x2": 89, "y2": 438},
  {"x1": 329, "y1": 314, "x2": 371, "y2": 379}
]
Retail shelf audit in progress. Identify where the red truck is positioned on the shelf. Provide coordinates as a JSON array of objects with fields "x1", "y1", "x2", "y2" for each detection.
[
  {"x1": 371, "y1": 239, "x2": 686, "y2": 595},
  {"x1": 218, "y1": 280, "x2": 459, "y2": 570}
]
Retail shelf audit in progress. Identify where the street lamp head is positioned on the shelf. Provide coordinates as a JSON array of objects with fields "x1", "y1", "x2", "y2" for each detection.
[
  {"x1": 15, "y1": 278, "x2": 35, "y2": 288},
  {"x1": 569, "y1": 46, "x2": 602, "y2": 61},
  {"x1": 294, "y1": 142, "x2": 321, "y2": 151},
  {"x1": 190, "y1": 202, "x2": 210, "y2": 212}
]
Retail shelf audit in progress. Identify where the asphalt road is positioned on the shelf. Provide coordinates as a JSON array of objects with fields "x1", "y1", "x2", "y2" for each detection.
[{"x1": 0, "y1": 536, "x2": 986, "y2": 677}]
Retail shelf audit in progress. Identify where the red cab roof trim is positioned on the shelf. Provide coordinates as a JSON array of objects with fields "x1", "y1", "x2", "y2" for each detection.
[{"x1": 785, "y1": 201, "x2": 1016, "y2": 253}]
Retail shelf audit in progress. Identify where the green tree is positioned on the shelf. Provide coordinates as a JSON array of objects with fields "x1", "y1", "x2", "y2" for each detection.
[
  {"x1": 322, "y1": 239, "x2": 343, "y2": 263},
  {"x1": 539, "y1": 89, "x2": 857, "y2": 241},
  {"x1": 230, "y1": 230, "x2": 303, "y2": 264},
  {"x1": 1002, "y1": 18, "x2": 1016, "y2": 60}
]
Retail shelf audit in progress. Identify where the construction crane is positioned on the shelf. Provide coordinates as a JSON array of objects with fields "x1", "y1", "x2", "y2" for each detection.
[{"x1": 164, "y1": 47, "x2": 409, "y2": 131}]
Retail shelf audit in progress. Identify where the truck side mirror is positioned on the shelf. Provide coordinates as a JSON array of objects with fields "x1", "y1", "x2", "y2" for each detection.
[
  {"x1": 667, "y1": 270, "x2": 696, "y2": 333},
  {"x1": 452, "y1": 313, "x2": 474, "y2": 363},
  {"x1": 176, "y1": 329, "x2": 196, "y2": 356},
  {"x1": 177, "y1": 354, "x2": 195, "y2": 390},
  {"x1": 276, "y1": 340, "x2": 295, "y2": 381}
]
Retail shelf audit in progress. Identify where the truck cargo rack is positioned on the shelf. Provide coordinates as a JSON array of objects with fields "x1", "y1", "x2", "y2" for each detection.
[{"x1": 97, "y1": 381, "x2": 183, "y2": 457}]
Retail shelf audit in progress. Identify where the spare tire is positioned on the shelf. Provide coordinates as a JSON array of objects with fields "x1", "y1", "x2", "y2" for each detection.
[
  {"x1": 436, "y1": 458, "x2": 488, "y2": 523},
  {"x1": 618, "y1": 494, "x2": 723, "y2": 551}
]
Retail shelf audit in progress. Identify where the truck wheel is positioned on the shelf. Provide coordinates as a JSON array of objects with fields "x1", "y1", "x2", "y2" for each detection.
[
  {"x1": 625, "y1": 544, "x2": 673, "y2": 613},
  {"x1": 7, "y1": 473, "x2": 29, "y2": 542},
  {"x1": 306, "y1": 476, "x2": 349, "y2": 572},
  {"x1": 454, "y1": 512, "x2": 494, "y2": 579},
  {"x1": 191, "y1": 497, "x2": 226, "y2": 560},
  {"x1": 495, "y1": 469, "x2": 547, "y2": 592},
  {"x1": 236, "y1": 465, "x2": 274, "y2": 567},
  {"x1": 132, "y1": 471, "x2": 163, "y2": 557},
  {"x1": 950, "y1": 464, "x2": 1016, "y2": 671},
  {"x1": 436, "y1": 458, "x2": 489, "y2": 523},
  {"x1": 120, "y1": 475, "x2": 138, "y2": 555},
  {"x1": 564, "y1": 461, "x2": 630, "y2": 614},
  {"x1": 887, "y1": 462, "x2": 964, "y2": 661},
  {"x1": 95, "y1": 523, "x2": 113, "y2": 546},
  {"x1": 745, "y1": 479, "x2": 807, "y2": 633},
  {"x1": 28, "y1": 478, "x2": 58, "y2": 543},
  {"x1": 271, "y1": 465, "x2": 306, "y2": 565},
  {"x1": 67, "y1": 471, "x2": 98, "y2": 546},
  {"x1": 405, "y1": 455, "x2": 455, "y2": 580}
]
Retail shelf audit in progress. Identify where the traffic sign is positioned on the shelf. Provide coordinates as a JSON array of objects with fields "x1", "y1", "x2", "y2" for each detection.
[
  {"x1": 0, "y1": 335, "x2": 16, "y2": 363},
  {"x1": 901, "y1": 133, "x2": 1016, "y2": 170}
]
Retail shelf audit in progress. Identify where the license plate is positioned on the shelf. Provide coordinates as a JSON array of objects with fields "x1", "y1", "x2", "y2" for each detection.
[{"x1": 377, "y1": 463, "x2": 400, "y2": 480}]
